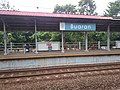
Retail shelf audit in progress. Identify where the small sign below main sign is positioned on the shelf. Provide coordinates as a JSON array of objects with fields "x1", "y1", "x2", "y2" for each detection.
[{"x1": 60, "y1": 22, "x2": 96, "y2": 31}]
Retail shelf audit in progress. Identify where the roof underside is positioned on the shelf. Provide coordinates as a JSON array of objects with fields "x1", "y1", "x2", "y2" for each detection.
[{"x1": 0, "y1": 10, "x2": 120, "y2": 32}]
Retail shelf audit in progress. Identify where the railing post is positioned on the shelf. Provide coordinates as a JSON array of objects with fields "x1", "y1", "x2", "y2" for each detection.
[
  {"x1": 24, "y1": 44, "x2": 26, "y2": 54},
  {"x1": 61, "y1": 30, "x2": 64, "y2": 53},
  {"x1": 10, "y1": 42, "x2": 12, "y2": 52},
  {"x1": 98, "y1": 41, "x2": 100, "y2": 49},
  {"x1": 79, "y1": 42, "x2": 81, "y2": 50},
  {"x1": 85, "y1": 32, "x2": 88, "y2": 52}
]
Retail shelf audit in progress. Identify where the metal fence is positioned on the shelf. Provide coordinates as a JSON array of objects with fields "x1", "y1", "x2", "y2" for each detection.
[
  {"x1": 64, "y1": 41, "x2": 117, "y2": 51},
  {"x1": 0, "y1": 41, "x2": 119, "y2": 54}
]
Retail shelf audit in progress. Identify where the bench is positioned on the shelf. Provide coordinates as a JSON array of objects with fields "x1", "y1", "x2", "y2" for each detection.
[{"x1": 7, "y1": 48, "x2": 25, "y2": 53}]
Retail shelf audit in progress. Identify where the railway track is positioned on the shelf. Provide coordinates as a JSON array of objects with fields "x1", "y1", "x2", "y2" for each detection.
[{"x1": 0, "y1": 63, "x2": 120, "y2": 83}]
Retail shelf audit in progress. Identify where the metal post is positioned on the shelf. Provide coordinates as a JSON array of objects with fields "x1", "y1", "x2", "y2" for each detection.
[
  {"x1": 35, "y1": 19, "x2": 38, "y2": 53},
  {"x1": 79, "y1": 42, "x2": 81, "y2": 50},
  {"x1": 98, "y1": 41, "x2": 100, "y2": 49},
  {"x1": 3, "y1": 21, "x2": 7, "y2": 55},
  {"x1": 24, "y1": 44, "x2": 26, "y2": 54},
  {"x1": 61, "y1": 31, "x2": 64, "y2": 53},
  {"x1": 107, "y1": 25, "x2": 110, "y2": 51},
  {"x1": 10, "y1": 42, "x2": 12, "y2": 52},
  {"x1": 85, "y1": 32, "x2": 88, "y2": 52}
]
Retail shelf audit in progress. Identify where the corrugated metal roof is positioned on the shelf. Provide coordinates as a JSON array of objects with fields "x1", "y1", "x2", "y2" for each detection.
[{"x1": 0, "y1": 10, "x2": 112, "y2": 20}]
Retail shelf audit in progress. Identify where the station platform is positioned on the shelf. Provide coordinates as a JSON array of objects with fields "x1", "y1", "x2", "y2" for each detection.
[
  {"x1": 0, "y1": 50, "x2": 120, "y2": 60},
  {"x1": 0, "y1": 50, "x2": 120, "y2": 70}
]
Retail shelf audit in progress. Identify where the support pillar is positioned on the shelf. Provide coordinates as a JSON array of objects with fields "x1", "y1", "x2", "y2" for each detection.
[
  {"x1": 10, "y1": 42, "x2": 12, "y2": 52},
  {"x1": 79, "y1": 42, "x2": 81, "y2": 50},
  {"x1": 61, "y1": 31, "x2": 64, "y2": 53},
  {"x1": 85, "y1": 32, "x2": 88, "y2": 52},
  {"x1": 107, "y1": 25, "x2": 110, "y2": 51},
  {"x1": 35, "y1": 19, "x2": 38, "y2": 53},
  {"x1": 3, "y1": 21, "x2": 7, "y2": 55},
  {"x1": 98, "y1": 41, "x2": 100, "y2": 49}
]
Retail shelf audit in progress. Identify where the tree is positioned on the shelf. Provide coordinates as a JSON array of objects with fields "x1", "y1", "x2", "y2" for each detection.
[
  {"x1": 104, "y1": 0, "x2": 120, "y2": 45},
  {"x1": 104, "y1": 0, "x2": 120, "y2": 16},
  {"x1": 7, "y1": 32, "x2": 34, "y2": 43},
  {"x1": 65, "y1": 32, "x2": 84, "y2": 42},
  {"x1": 0, "y1": 0, "x2": 18, "y2": 46},
  {"x1": 0, "y1": 0, "x2": 18, "y2": 11},
  {"x1": 78, "y1": 0, "x2": 97, "y2": 15},
  {"x1": 53, "y1": 3, "x2": 86, "y2": 42},
  {"x1": 0, "y1": 31, "x2": 4, "y2": 45},
  {"x1": 50, "y1": 32, "x2": 61, "y2": 41},
  {"x1": 53, "y1": 4, "x2": 77, "y2": 14},
  {"x1": 53, "y1": 1, "x2": 98, "y2": 43},
  {"x1": 37, "y1": 32, "x2": 52, "y2": 42}
]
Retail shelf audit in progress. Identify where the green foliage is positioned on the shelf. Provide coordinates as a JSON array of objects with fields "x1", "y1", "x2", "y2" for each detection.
[
  {"x1": 1, "y1": 0, "x2": 119, "y2": 45},
  {"x1": 53, "y1": 4, "x2": 77, "y2": 14},
  {"x1": 0, "y1": 31, "x2": 4, "y2": 45},
  {"x1": 6, "y1": 32, "x2": 34, "y2": 43},
  {"x1": 65, "y1": 32, "x2": 84, "y2": 42},
  {"x1": 36, "y1": 32, "x2": 61, "y2": 42},
  {"x1": 78, "y1": 0, "x2": 97, "y2": 15},
  {"x1": 110, "y1": 32, "x2": 120, "y2": 41},
  {"x1": 50, "y1": 32, "x2": 61, "y2": 41},
  {"x1": 0, "y1": 0, "x2": 18, "y2": 11},
  {"x1": 37, "y1": 32, "x2": 52, "y2": 42},
  {"x1": 88, "y1": 32, "x2": 107, "y2": 44},
  {"x1": 104, "y1": 0, "x2": 120, "y2": 45},
  {"x1": 0, "y1": 0, "x2": 10, "y2": 9},
  {"x1": 104, "y1": 0, "x2": 120, "y2": 16},
  {"x1": 53, "y1": 0, "x2": 98, "y2": 43},
  {"x1": 53, "y1": 0, "x2": 97, "y2": 15}
]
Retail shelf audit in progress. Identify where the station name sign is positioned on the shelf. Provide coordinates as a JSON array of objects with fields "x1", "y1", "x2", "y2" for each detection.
[{"x1": 60, "y1": 22, "x2": 96, "y2": 31}]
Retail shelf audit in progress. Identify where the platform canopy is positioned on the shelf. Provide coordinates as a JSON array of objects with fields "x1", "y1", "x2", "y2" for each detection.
[{"x1": 0, "y1": 10, "x2": 119, "y2": 32}]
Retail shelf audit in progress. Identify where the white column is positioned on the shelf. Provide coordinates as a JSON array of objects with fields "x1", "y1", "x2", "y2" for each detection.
[
  {"x1": 85, "y1": 32, "x2": 88, "y2": 51},
  {"x1": 107, "y1": 25, "x2": 110, "y2": 51},
  {"x1": 61, "y1": 31, "x2": 64, "y2": 53},
  {"x1": 10, "y1": 42, "x2": 12, "y2": 52},
  {"x1": 3, "y1": 21, "x2": 7, "y2": 55},
  {"x1": 98, "y1": 41, "x2": 100, "y2": 49},
  {"x1": 79, "y1": 42, "x2": 81, "y2": 50},
  {"x1": 35, "y1": 19, "x2": 38, "y2": 53},
  {"x1": 24, "y1": 44, "x2": 26, "y2": 54}
]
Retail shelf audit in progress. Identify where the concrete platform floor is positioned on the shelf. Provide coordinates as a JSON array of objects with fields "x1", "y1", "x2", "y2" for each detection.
[{"x1": 0, "y1": 49, "x2": 120, "y2": 60}]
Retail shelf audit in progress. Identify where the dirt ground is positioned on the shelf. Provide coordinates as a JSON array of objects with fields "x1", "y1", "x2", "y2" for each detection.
[{"x1": 1, "y1": 72, "x2": 120, "y2": 90}]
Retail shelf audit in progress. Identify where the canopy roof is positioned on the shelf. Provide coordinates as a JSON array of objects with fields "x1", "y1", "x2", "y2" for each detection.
[{"x1": 0, "y1": 10, "x2": 119, "y2": 32}]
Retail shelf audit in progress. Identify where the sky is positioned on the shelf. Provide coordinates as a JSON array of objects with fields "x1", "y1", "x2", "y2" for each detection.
[{"x1": 6, "y1": 0, "x2": 116, "y2": 15}]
